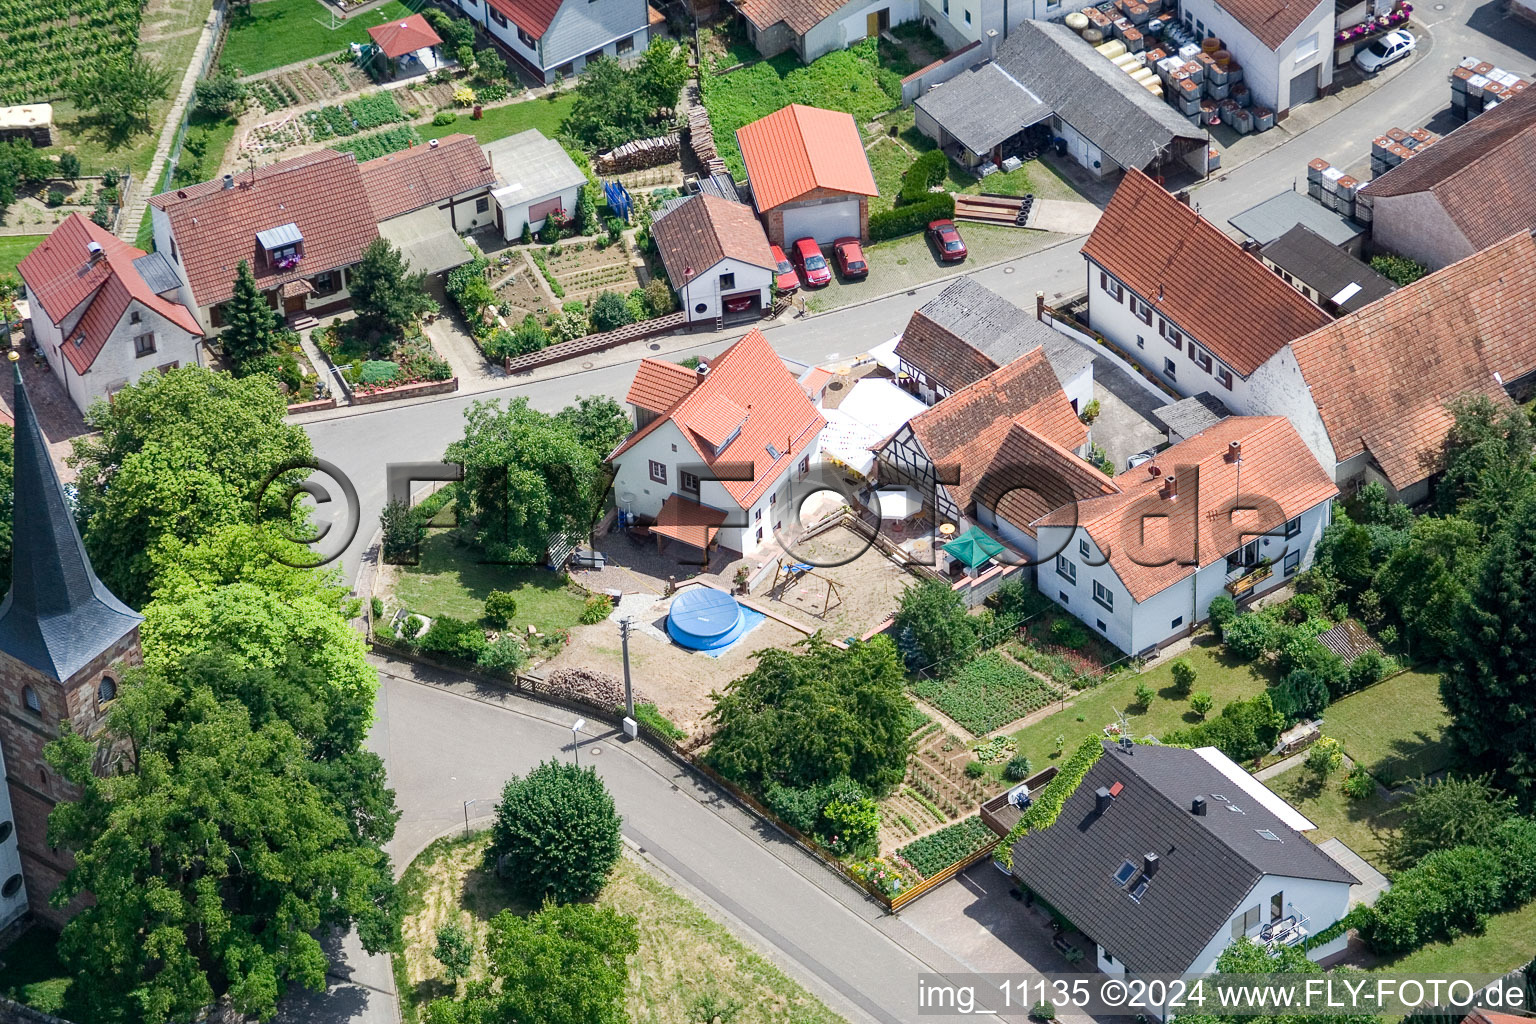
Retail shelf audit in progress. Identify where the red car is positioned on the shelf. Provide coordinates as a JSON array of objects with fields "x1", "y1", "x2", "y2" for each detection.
[
  {"x1": 723, "y1": 293, "x2": 756, "y2": 313},
  {"x1": 769, "y1": 244, "x2": 799, "y2": 294},
  {"x1": 790, "y1": 237, "x2": 831, "y2": 287},
  {"x1": 832, "y1": 237, "x2": 868, "y2": 280},
  {"x1": 928, "y1": 219, "x2": 967, "y2": 262}
]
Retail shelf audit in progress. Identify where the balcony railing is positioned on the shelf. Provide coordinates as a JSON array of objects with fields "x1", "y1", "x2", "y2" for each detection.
[
  {"x1": 1261, "y1": 912, "x2": 1310, "y2": 949},
  {"x1": 1226, "y1": 563, "x2": 1273, "y2": 596}
]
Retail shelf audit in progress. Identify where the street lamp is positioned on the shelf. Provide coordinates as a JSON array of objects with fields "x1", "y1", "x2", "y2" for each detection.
[
  {"x1": 570, "y1": 717, "x2": 586, "y2": 767},
  {"x1": 462, "y1": 798, "x2": 480, "y2": 839}
]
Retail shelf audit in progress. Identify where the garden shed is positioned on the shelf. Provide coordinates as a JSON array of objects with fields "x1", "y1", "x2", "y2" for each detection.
[{"x1": 484, "y1": 130, "x2": 588, "y2": 241}]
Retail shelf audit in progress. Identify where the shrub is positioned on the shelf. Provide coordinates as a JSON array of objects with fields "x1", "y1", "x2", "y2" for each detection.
[
  {"x1": 1079, "y1": 398, "x2": 1101, "y2": 424},
  {"x1": 899, "y1": 149, "x2": 949, "y2": 203},
  {"x1": 359, "y1": 359, "x2": 399, "y2": 385},
  {"x1": 1207, "y1": 594, "x2": 1238, "y2": 630},
  {"x1": 1222, "y1": 612, "x2": 1276, "y2": 660},
  {"x1": 46, "y1": 188, "x2": 65, "y2": 207},
  {"x1": 432, "y1": 110, "x2": 458, "y2": 126},
  {"x1": 821, "y1": 796, "x2": 880, "y2": 859},
  {"x1": 483, "y1": 590, "x2": 518, "y2": 628},
  {"x1": 453, "y1": 86, "x2": 476, "y2": 107},
  {"x1": 1342, "y1": 765, "x2": 1375, "y2": 800},
  {"x1": 416, "y1": 615, "x2": 488, "y2": 660},
  {"x1": 1189, "y1": 692, "x2": 1214, "y2": 718},
  {"x1": 1049, "y1": 618, "x2": 1089, "y2": 650},
  {"x1": 1305, "y1": 736, "x2": 1344, "y2": 779},
  {"x1": 520, "y1": 221, "x2": 533, "y2": 245},
  {"x1": 478, "y1": 632, "x2": 528, "y2": 674},
  {"x1": 402, "y1": 614, "x2": 425, "y2": 640},
  {"x1": 433, "y1": 922, "x2": 474, "y2": 982},
  {"x1": 1133, "y1": 681, "x2": 1154, "y2": 709},
  {"x1": 1005, "y1": 754, "x2": 1032, "y2": 782},
  {"x1": 579, "y1": 594, "x2": 612, "y2": 625},
  {"x1": 1362, "y1": 844, "x2": 1506, "y2": 954},
  {"x1": 630, "y1": 702, "x2": 686, "y2": 741},
  {"x1": 1370, "y1": 253, "x2": 1430, "y2": 286},
  {"x1": 1271, "y1": 668, "x2": 1330, "y2": 724},
  {"x1": 370, "y1": 596, "x2": 384, "y2": 620},
  {"x1": 869, "y1": 193, "x2": 954, "y2": 241},
  {"x1": 1346, "y1": 649, "x2": 1390, "y2": 691},
  {"x1": 642, "y1": 277, "x2": 675, "y2": 316},
  {"x1": 893, "y1": 579, "x2": 976, "y2": 671},
  {"x1": 1170, "y1": 657, "x2": 1197, "y2": 696},
  {"x1": 589, "y1": 290, "x2": 634, "y2": 332},
  {"x1": 964, "y1": 760, "x2": 985, "y2": 779},
  {"x1": 489, "y1": 759, "x2": 623, "y2": 904},
  {"x1": 1165, "y1": 692, "x2": 1281, "y2": 762}
]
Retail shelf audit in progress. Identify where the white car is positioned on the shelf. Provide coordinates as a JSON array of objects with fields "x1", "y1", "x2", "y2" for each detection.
[{"x1": 1354, "y1": 30, "x2": 1416, "y2": 73}]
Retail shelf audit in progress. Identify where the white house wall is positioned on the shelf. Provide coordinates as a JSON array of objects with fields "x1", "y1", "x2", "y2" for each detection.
[
  {"x1": 151, "y1": 205, "x2": 201, "y2": 321},
  {"x1": 678, "y1": 257, "x2": 774, "y2": 323},
  {"x1": 1182, "y1": 873, "x2": 1354, "y2": 976},
  {"x1": 70, "y1": 299, "x2": 201, "y2": 411},
  {"x1": 799, "y1": 0, "x2": 920, "y2": 62},
  {"x1": 1176, "y1": 0, "x2": 1332, "y2": 112},
  {"x1": 1060, "y1": 362, "x2": 1093, "y2": 415},
  {"x1": 496, "y1": 183, "x2": 583, "y2": 239},
  {"x1": 1243, "y1": 346, "x2": 1338, "y2": 474}
]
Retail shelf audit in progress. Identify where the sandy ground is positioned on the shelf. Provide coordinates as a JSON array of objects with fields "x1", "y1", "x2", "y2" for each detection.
[{"x1": 750, "y1": 525, "x2": 916, "y2": 640}]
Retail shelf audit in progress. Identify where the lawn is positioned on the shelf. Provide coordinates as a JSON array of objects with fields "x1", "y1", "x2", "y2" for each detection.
[
  {"x1": 1321, "y1": 670, "x2": 1451, "y2": 786},
  {"x1": 702, "y1": 39, "x2": 903, "y2": 179},
  {"x1": 392, "y1": 530, "x2": 588, "y2": 635},
  {"x1": 220, "y1": 0, "x2": 419, "y2": 76},
  {"x1": 395, "y1": 833, "x2": 847, "y2": 1024},
  {"x1": 0, "y1": 236, "x2": 45, "y2": 280},
  {"x1": 0, "y1": 926, "x2": 80, "y2": 1019},
  {"x1": 1007, "y1": 638, "x2": 1277, "y2": 770},
  {"x1": 418, "y1": 92, "x2": 578, "y2": 145},
  {"x1": 170, "y1": 111, "x2": 240, "y2": 188},
  {"x1": 1265, "y1": 763, "x2": 1402, "y2": 870},
  {"x1": 1376, "y1": 899, "x2": 1536, "y2": 976}
]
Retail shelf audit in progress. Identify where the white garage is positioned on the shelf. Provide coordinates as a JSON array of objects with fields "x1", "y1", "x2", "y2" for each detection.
[
  {"x1": 781, "y1": 200, "x2": 862, "y2": 246},
  {"x1": 483, "y1": 129, "x2": 588, "y2": 241}
]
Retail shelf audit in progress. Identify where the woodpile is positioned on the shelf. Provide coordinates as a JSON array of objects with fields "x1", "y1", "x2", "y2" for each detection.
[
  {"x1": 595, "y1": 133, "x2": 680, "y2": 174},
  {"x1": 685, "y1": 107, "x2": 729, "y2": 177}
]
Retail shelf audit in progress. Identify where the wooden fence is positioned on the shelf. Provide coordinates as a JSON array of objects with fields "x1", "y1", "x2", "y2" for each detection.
[
  {"x1": 503, "y1": 312, "x2": 688, "y2": 374},
  {"x1": 890, "y1": 840, "x2": 1000, "y2": 910}
]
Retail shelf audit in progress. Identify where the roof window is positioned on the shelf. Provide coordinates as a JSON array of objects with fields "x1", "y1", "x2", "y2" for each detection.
[
  {"x1": 1113, "y1": 860, "x2": 1136, "y2": 886},
  {"x1": 1256, "y1": 829, "x2": 1282, "y2": 842}
]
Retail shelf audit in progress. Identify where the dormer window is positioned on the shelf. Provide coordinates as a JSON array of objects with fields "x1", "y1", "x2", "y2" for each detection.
[{"x1": 256, "y1": 222, "x2": 304, "y2": 271}]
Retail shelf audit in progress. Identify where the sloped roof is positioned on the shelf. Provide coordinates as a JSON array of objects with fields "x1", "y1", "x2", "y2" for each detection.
[
  {"x1": 973, "y1": 422, "x2": 1120, "y2": 538},
  {"x1": 17, "y1": 214, "x2": 203, "y2": 374},
  {"x1": 359, "y1": 134, "x2": 496, "y2": 221},
  {"x1": 484, "y1": 130, "x2": 588, "y2": 205},
  {"x1": 1204, "y1": 0, "x2": 1328, "y2": 50},
  {"x1": 1259, "y1": 225, "x2": 1396, "y2": 313},
  {"x1": 1036, "y1": 417, "x2": 1337, "y2": 602},
  {"x1": 653, "y1": 494, "x2": 729, "y2": 549},
  {"x1": 1358, "y1": 87, "x2": 1536, "y2": 253},
  {"x1": 1083, "y1": 169, "x2": 1331, "y2": 376},
  {"x1": 736, "y1": 105, "x2": 878, "y2": 212},
  {"x1": 734, "y1": 0, "x2": 846, "y2": 34},
  {"x1": 150, "y1": 149, "x2": 378, "y2": 309},
  {"x1": 1288, "y1": 230, "x2": 1536, "y2": 491},
  {"x1": 912, "y1": 62, "x2": 1052, "y2": 157},
  {"x1": 651, "y1": 194, "x2": 776, "y2": 288},
  {"x1": 1228, "y1": 188, "x2": 1365, "y2": 247},
  {"x1": 1011, "y1": 741, "x2": 1357, "y2": 975},
  {"x1": 900, "y1": 348, "x2": 1088, "y2": 515},
  {"x1": 485, "y1": 0, "x2": 561, "y2": 36},
  {"x1": 0, "y1": 360, "x2": 143, "y2": 681},
  {"x1": 367, "y1": 13, "x2": 441, "y2": 58},
  {"x1": 895, "y1": 277, "x2": 1094, "y2": 395},
  {"x1": 625, "y1": 358, "x2": 698, "y2": 415},
  {"x1": 610, "y1": 328, "x2": 826, "y2": 509},
  {"x1": 989, "y1": 22, "x2": 1208, "y2": 173}
]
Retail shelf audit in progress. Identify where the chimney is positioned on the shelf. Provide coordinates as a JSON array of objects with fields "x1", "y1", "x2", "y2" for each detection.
[
  {"x1": 1095, "y1": 786, "x2": 1114, "y2": 814},
  {"x1": 1163, "y1": 475, "x2": 1178, "y2": 501},
  {"x1": 696, "y1": 360, "x2": 709, "y2": 381},
  {"x1": 1191, "y1": 796, "x2": 1207, "y2": 816},
  {"x1": 1176, "y1": 190, "x2": 1193, "y2": 206},
  {"x1": 222, "y1": 173, "x2": 234, "y2": 190},
  {"x1": 985, "y1": 27, "x2": 999, "y2": 58},
  {"x1": 85, "y1": 241, "x2": 104, "y2": 264},
  {"x1": 1228, "y1": 439, "x2": 1242, "y2": 462},
  {"x1": 429, "y1": 138, "x2": 439, "y2": 148},
  {"x1": 1143, "y1": 852, "x2": 1160, "y2": 876}
]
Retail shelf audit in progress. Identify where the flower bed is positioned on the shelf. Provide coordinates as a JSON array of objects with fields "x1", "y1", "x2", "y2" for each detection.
[
  {"x1": 1335, "y1": 3, "x2": 1411, "y2": 43},
  {"x1": 350, "y1": 375, "x2": 458, "y2": 405},
  {"x1": 849, "y1": 857, "x2": 919, "y2": 898},
  {"x1": 897, "y1": 816, "x2": 993, "y2": 878}
]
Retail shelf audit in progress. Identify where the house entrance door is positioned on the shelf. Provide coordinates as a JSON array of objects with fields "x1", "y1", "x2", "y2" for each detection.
[
  {"x1": 283, "y1": 294, "x2": 307, "y2": 314},
  {"x1": 867, "y1": 8, "x2": 889, "y2": 36}
]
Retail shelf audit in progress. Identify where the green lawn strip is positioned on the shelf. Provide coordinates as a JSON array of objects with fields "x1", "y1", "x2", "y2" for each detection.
[
  {"x1": 171, "y1": 111, "x2": 240, "y2": 188},
  {"x1": 1375, "y1": 899, "x2": 1536, "y2": 977},
  {"x1": 1321, "y1": 670, "x2": 1451, "y2": 786},
  {"x1": 392, "y1": 531, "x2": 587, "y2": 634},
  {"x1": 912, "y1": 651, "x2": 1056, "y2": 736},
  {"x1": 0, "y1": 236, "x2": 46, "y2": 279},
  {"x1": 221, "y1": 0, "x2": 418, "y2": 76},
  {"x1": 1008, "y1": 639, "x2": 1276, "y2": 769},
  {"x1": 135, "y1": 209, "x2": 155, "y2": 251},
  {"x1": 0, "y1": 926, "x2": 81, "y2": 1019},
  {"x1": 418, "y1": 92, "x2": 578, "y2": 145},
  {"x1": 1265, "y1": 763, "x2": 1403, "y2": 871}
]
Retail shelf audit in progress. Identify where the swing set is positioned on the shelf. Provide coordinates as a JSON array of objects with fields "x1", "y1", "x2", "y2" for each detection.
[{"x1": 769, "y1": 558, "x2": 843, "y2": 618}]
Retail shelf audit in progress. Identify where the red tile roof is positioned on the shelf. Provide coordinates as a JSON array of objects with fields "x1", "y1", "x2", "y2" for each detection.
[
  {"x1": 650, "y1": 194, "x2": 776, "y2": 287},
  {"x1": 973, "y1": 423, "x2": 1119, "y2": 538},
  {"x1": 652, "y1": 494, "x2": 729, "y2": 549},
  {"x1": 736, "y1": 105, "x2": 879, "y2": 212},
  {"x1": 149, "y1": 149, "x2": 378, "y2": 309},
  {"x1": 625, "y1": 358, "x2": 698, "y2": 414},
  {"x1": 1210, "y1": 0, "x2": 1328, "y2": 50},
  {"x1": 735, "y1": 0, "x2": 847, "y2": 34},
  {"x1": 359, "y1": 134, "x2": 496, "y2": 221},
  {"x1": 17, "y1": 214, "x2": 203, "y2": 375},
  {"x1": 1359, "y1": 88, "x2": 1536, "y2": 253},
  {"x1": 485, "y1": 0, "x2": 561, "y2": 36},
  {"x1": 901, "y1": 347, "x2": 1088, "y2": 515},
  {"x1": 610, "y1": 328, "x2": 826, "y2": 509},
  {"x1": 1082, "y1": 169, "x2": 1331, "y2": 376},
  {"x1": 1288, "y1": 230, "x2": 1536, "y2": 491},
  {"x1": 367, "y1": 13, "x2": 442, "y2": 58},
  {"x1": 1037, "y1": 417, "x2": 1337, "y2": 602}
]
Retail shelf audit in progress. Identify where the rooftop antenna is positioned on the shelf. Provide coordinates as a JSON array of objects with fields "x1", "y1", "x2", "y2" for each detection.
[{"x1": 1113, "y1": 706, "x2": 1131, "y2": 747}]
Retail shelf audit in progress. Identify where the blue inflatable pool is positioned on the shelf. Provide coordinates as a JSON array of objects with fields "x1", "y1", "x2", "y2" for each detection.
[{"x1": 667, "y1": 588, "x2": 748, "y2": 651}]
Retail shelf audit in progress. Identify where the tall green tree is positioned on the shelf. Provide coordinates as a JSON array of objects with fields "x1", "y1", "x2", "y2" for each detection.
[
  {"x1": 68, "y1": 366, "x2": 312, "y2": 607},
  {"x1": 348, "y1": 238, "x2": 436, "y2": 339},
  {"x1": 422, "y1": 903, "x2": 638, "y2": 1024},
  {"x1": 561, "y1": 56, "x2": 647, "y2": 150},
  {"x1": 1373, "y1": 515, "x2": 1481, "y2": 660},
  {"x1": 445, "y1": 397, "x2": 610, "y2": 563},
  {"x1": 554, "y1": 394, "x2": 630, "y2": 455},
  {"x1": 221, "y1": 260, "x2": 284, "y2": 368},
  {"x1": 489, "y1": 760, "x2": 622, "y2": 905},
  {"x1": 705, "y1": 635, "x2": 913, "y2": 797},
  {"x1": 0, "y1": 139, "x2": 52, "y2": 208},
  {"x1": 1437, "y1": 394, "x2": 1536, "y2": 533},
  {"x1": 1440, "y1": 496, "x2": 1536, "y2": 805},
  {"x1": 46, "y1": 652, "x2": 399, "y2": 1024},
  {"x1": 892, "y1": 578, "x2": 977, "y2": 671},
  {"x1": 69, "y1": 54, "x2": 174, "y2": 144},
  {"x1": 633, "y1": 38, "x2": 689, "y2": 113},
  {"x1": 1385, "y1": 774, "x2": 1516, "y2": 870}
]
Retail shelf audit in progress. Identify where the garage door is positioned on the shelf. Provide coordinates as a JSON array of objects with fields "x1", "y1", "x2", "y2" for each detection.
[
  {"x1": 781, "y1": 200, "x2": 860, "y2": 246},
  {"x1": 1288, "y1": 66, "x2": 1319, "y2": 107}
]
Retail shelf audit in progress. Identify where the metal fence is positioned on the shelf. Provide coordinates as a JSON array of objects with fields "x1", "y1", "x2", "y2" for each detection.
[{"x1": 160, "y1": 0, "x2": 229, "y2": 194}]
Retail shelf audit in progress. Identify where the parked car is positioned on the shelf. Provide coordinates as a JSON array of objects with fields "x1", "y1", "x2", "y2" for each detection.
[
  {"x1": 832, "y1": 237, "x2": 867, "y2": 279},
  {"x1": 1126, "y1": 448, "x2": 1158, "y2": 471},
  {"x1": 769, "y1": 244, "x2": 799, "y2": 294},
  {"x1": 723, "y1": 293, "x2": 756, "y2": 313},
  {"x1": 928, "y1": 219, "x2": 967, "y2": 262},
  {"x1": 1354, "y1": 30, "x2": 1415, "y2": 73},
  {"x1": 790, "y1": 237, "x2": 831, "y2": 287}
]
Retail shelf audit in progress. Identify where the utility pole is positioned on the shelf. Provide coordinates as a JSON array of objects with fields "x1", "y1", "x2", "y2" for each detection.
[{"x1": 619, "y1": 617, "x2": 635, "y2": 721}]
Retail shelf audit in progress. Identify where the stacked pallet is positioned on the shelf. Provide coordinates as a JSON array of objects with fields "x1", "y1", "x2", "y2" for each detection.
[
  {"x1": 1369, "y1": 126, "x2": 1436, "y2": 175},
  {"x1": 1450, "y1": 57, "x2": 1531, "y2": 122},
  {"x1": 953, "y1": 193, "x2": 1035, "y2": 226},
  {"x1": 685, "y1": 107, "x2": 729, "y2": 177},
  {"x1": 596, "y1": 133, "x2": 681, "y2": 174}
]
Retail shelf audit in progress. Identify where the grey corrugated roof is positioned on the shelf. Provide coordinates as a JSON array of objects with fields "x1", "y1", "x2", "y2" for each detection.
[
  {"x1": 1153, "y1": 392, "x2": 1230, "y2": 438},
  {"x1": 377, "y1": 206, "x2": 474, "y2": 276},
  {"x1": 1259, "y1": 225, "x2": 1396, "y2": 312},
  {"x1": 914, "y1": 62, "x2": 1052, "y2": 156},
  {"x1": 1010, "y1": 741, "x2": 1357, "y2": 974},
  {"x1": 485, "y1": 129, "x2": 588, "y2": 205},
  {"x1": 0, "y1": 362, "x2": 142, "y2": 681},
  {"x1": 132, "y1": 251, "x2": 181, "y2": 296},
  {"x1": 916, "y1": 277, "x2": 1094, "y2": 386},
  {"x1": 1227, "y1": 189, "x2": 1366, "y2": 247},
  {"x1": 255, "y1": 221, "x2": 302, "y2": 249},
  {"x1": 699, "y1": 172, "x2": 744, "y2": 204},
  {"x1": 990, "y1": 22, "x2": 1207, "y2": 171}
]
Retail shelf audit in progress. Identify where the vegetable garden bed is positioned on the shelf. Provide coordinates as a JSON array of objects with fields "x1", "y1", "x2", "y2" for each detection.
[
  {"x1": 912, "y1": 651, "x2": 1059, "y2": 735},
  {"x1": 897, "y1": 816, "x2": 994, "y2": 878}
]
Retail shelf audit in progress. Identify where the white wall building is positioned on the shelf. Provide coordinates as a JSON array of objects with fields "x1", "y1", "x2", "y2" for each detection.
[
  {"x1": 1175, "y1": 0, "x2": 1335, "y2": 113},
  {"x1": 649, "y1": 194, "x2": 777, "y2": 324},
  {"x1": 483, "y1": 129, "x2": 589, "y2": 241}
]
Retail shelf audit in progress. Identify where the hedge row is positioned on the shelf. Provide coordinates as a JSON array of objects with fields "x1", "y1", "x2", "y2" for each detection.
[
  {"x1": 997, "y1": 735, "x2": 1104, "y2": 868},
  {"x1": 869, "y1": 193, "x2": 955, "y2": 242},
  {"x1": 899, "y1": 149, "x2": 949, "y2": 203}
]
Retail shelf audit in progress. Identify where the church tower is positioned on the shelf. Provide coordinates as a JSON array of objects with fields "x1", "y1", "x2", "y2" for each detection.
[{"x1": 0, "y1": 352, "x2": 143, "y2": 926}]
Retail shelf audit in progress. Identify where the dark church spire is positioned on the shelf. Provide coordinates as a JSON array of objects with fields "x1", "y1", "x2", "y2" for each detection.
[{"x1": 0, "y1": 352, "x2": 141, "y2": 681}]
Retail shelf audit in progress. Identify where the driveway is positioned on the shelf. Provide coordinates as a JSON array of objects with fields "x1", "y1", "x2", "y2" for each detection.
[{"x1": 1083, "y1": 350, "x2": 1171, "y2": 472}]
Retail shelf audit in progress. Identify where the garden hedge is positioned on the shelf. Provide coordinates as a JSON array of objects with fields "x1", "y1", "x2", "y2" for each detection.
[
  {"x1": 997, "y1": 735, "x2": 1104, "y2": 868},
  {"x1": 899, "y1": 149, "x2": 949, "y2": 203},
  {"x1": 869, "y1": 194, "x2": 955, "y2": 242}
]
